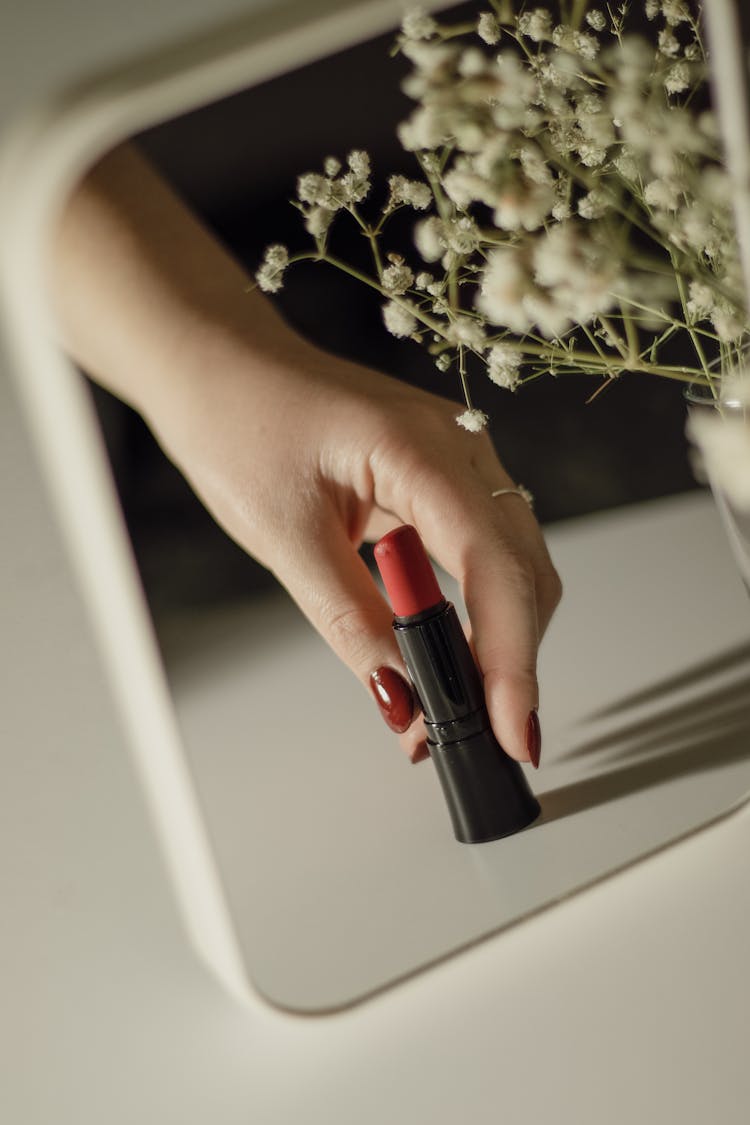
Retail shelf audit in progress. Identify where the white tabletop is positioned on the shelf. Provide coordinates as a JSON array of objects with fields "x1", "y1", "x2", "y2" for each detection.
[{"x1": 3, "y1": 484, "x2": 750, "y2": 1124}]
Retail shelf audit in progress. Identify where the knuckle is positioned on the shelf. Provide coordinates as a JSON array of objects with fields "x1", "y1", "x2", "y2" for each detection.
[
  {"x1": 323, "y1": 601, "x2": 380, "y2": 668},
  {"x1": 539, "y1": 563, "x2": 563, "y2": 610}
]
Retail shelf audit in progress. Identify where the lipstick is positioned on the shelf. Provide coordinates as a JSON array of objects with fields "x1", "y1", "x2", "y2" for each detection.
[{"x1": 374, "y1": 525, "x2": 540, "y2": 843}]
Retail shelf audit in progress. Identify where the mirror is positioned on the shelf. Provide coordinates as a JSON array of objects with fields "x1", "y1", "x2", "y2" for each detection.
[{"x1": 51, "y1": 1, "x2": 750, "y2": 1011}]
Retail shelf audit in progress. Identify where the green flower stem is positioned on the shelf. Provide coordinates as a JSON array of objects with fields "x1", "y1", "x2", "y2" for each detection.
[
  {"x1": 319, "y1": 253, "x2": 443, "y2": 334},
  {"x1": 672, "y1": 258, "x2": 712, "y2": 379},
  {"x1": 501, "y1": 337, "x2": 707, "y2": 383},
  {"x1": 437, "y1": 22, "x2": 478, "y2": 40},
  {"x1": 366, "y1": 230, "x2": 384, "y2": 280},
  {"x1": 620, "y1": 302, "x2": 640, "y2": 365},
  {"x1": 540, "y1": 144, "x2": 677, "y2": 258},
  {"x1": 457, "y1": 345, "x2": 474, "y2": 410},
  {"x1": 598, "y1": 316, "x2": 630, "y2": 361},
  {"x1": 613, "y1": 292, "x2": 722, "y2": 343},
  {"x1": 581, "y1": 323, "x2": 609, "y2": 361},
  {"x1": 570, "y1": 0, "x2": 588, "y2": 31}
]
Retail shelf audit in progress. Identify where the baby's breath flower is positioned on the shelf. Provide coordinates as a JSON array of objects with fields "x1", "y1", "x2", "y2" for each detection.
[
  {"x1": 677, "y1": 203, "x2": 722, "y2": 259},
  {"x1": 658, "y1": 28, "x2": 680, "y2": 57},
  {"x1": 494, "y1": 179, "x2": 555, "y2": 232},
  {"x1": 552, "y1": 199, "x2": 572, "y2": 221},
  {"x1": 414, "y1": 215, "x2": 445, "y2": 262},
  {"x1": 577, "y1": 106, "x2": 616, "y2": 148},
  {"x1": 645, "y1": 0, "x2": 660, "y2": 18},
  {"x1": 255, "y1": 244, "x2": 289, "y2": 293},
  {"x1": 578, "y1": 93, "x2": 604, "y2": 115},
  {"x1": 446, "y1": 316, "x2": 486, "y2": 350},
  {"x1": 347, "y1": 149, "x2": 370, "y2": 178},
  {"x1": 477, "y1": 12, "x2": 501, "y2": 45},
  {"x1": 552, "y1": 26, "x2": 599, "y2": 60},
  {"x1": 702, "y1": 166, "x2": 732, "y2": 205},
  {"x1": 661, "y1": 0, "x2": 691, "y2": 26},
  {"x1": 338, "y1": 150, "x2": 371, "y2": 204},
  {"x1": 664, "y1": 61, "x2": 690, "y2": 94},
  {"x1": 532, "y1": 222, "x2": 620, "y2": 329},
  {"x1": 305, "y1": 206, "x2": 335, "y2": 238},
  {"x1": 435, "y1": 353, "x2": 452, "y2": 372},
  {"x1": 388, "y1": 175, "x2": 432, "y2": 210},
  {"x1": 608, "y1": 35, "x2": 654, "y2": 84},
  {"x1": 578, "y1": 188, "x2": 609, "y2": 220},
  {"x1": 519, "y1": 144, "x2": 554, "y2": 186},
  {"x1": 444, "y1": 215, "x2": 481, "y2": 254},
  {"x1": 578, "y1": 142, "x2": 607, "y2": 168},
  {"x1": 586, "y1": 10, "x2": 607, "y2": 31},
  {"x1": 401, "y1": 7, "x2": 437, "y2": 41},
  {"x1": 442, "y1": 167, "x2": 493, "y2": 210},
  {"x1": 613, "y1": 151, "x2": 640, "y2": 181},
  {"x1": 401, "y1": 38, "x2": 455, "y2": 73},
  {"x1": 493, "y1": 52, "x2": 540, "y2": 121},
  {"x1": 415, "y1": 271, "x2": 433, "y2": 290},
  {"x1": 644, "y1": 177, "x2": 681, "y2": 210},
  {"x1": 686, "y1": 280, "x2": 716, "y2": 320},
  {"x1": 487, "y1": 344, "x2": 522, "y2": 390},
  {"x1": 382, "y1": 263, "x2": 415, "y2": 295},
  {"x1": 477, "y1": 247, "x2": 533, "y2": 334},
  {"x1": 382, "y1": 299, "x2": 419, "y2": 338},
  {"x1": 297, "y1": 172, "x2": 332, "y2": 206},
  {"x1": 456, "y1": 408, "x2": 489, "y2": 433},
  {"x1": 712, "y1": 303, "x2": 745, "y2": 343},
  {"x1": 398, "y1": 106, "x2": 445, "y2": 151},
  {"x1": 323, "y1": 156, "x2": 341, "y2": 177},
  {"x1": 458, "y1": 47, "x2": 488, "y2": 78},
  {"x1": 517, "y1": 9, "x2": 552, "y2": 42}
]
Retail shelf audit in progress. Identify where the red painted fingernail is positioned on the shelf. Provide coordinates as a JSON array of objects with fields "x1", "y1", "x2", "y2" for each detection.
[
  {"x1": 410, "y1": 740, "x2": 431, "y2": 765},
  {"x1": 369, "y1": 666, "x2": 416, "y2": 733},
  {"x1": 526, "y1": 710, "x2": 541, "y2": 769}
]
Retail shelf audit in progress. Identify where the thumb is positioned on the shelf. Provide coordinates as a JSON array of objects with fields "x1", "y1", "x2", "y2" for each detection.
[{"x1": 275, "y1": 511, "x2": 420, "y2": 743}]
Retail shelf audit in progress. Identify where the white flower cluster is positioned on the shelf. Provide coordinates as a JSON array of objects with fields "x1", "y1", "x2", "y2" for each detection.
[
  {"x1": 401, "y1": 7, "x2": 437, "y2": 42},
  {"x1": 382, "y1": 299, "x2": 419, "y2": 338},
  {"x1": 478, "y1": 222, "x2": 622, "y2": 339},
  {"x1": 296, "y1": 150, "x2": 372, "y2": 239},
  {"x1": 455, "y1": 408, "x2": 489, "y2": 432},
  {"x1": 255, "y1": 244, "x2": 289, "y2": 293},
  {"x1": 386, "y1": 175, "x2": 432, "y2": 210},
  {"x1": 487, "y1": 344, "x2": 522, "y2": 390},
  {"x1": 260, "y1": 0, "x2": 746, "y2": 442}
]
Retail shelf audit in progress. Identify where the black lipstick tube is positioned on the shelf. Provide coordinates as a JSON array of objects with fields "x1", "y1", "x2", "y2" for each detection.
[{"x1": 393, "y1": 599, "x2": 540, "y2": 843}]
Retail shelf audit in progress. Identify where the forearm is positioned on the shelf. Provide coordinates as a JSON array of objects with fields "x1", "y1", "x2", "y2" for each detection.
[{"x1": 48, "y1": 143, "x2": 310, "y2": 429}]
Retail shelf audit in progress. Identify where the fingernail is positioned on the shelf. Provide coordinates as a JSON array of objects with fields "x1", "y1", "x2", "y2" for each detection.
[
  {"x1": 369, "y1": 666, "x2": 416, "y2": 734},
  {"x1": 526, "y1": 710, "x2": 542, "y2": 769},
  {"x1": 410, "y1": 740, "x2": 430, "y2": 765}
]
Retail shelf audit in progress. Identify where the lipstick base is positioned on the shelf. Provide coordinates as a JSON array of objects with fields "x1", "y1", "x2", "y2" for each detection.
[{"x1": 429, "y1": 730, "x2": 541, "y2": 843}]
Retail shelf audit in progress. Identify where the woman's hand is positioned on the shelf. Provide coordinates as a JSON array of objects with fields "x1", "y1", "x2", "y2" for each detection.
[
  {"x1": 50, "y1": 144, "x2": 561, "y2": 766},
  {"x1": 150, "y1": 311, "x2": 560, "y2": 765}
]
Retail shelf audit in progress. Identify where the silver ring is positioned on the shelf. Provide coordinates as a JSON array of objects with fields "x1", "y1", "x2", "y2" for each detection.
[{"x1": 491, "y1": 485, "x2": 534, "y2": 509}]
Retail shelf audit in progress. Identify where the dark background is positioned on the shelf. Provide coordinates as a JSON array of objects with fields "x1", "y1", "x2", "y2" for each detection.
[{"x1": 94, "y1": 1, "x2": 713, "y2": 617}]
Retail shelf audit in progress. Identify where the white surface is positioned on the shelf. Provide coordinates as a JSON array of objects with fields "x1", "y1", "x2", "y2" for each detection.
[
  {"x1": 162, "y1": 492, "x2": 750, "y2": 1011},
  {"x1": 3, "y1": 545, "x2": 750, "y2": 1123}
]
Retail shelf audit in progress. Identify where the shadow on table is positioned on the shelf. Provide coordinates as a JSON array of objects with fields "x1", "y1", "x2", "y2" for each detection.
[{"x1": 538, "y1": 655, "x2": 750, "y2": 825}]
